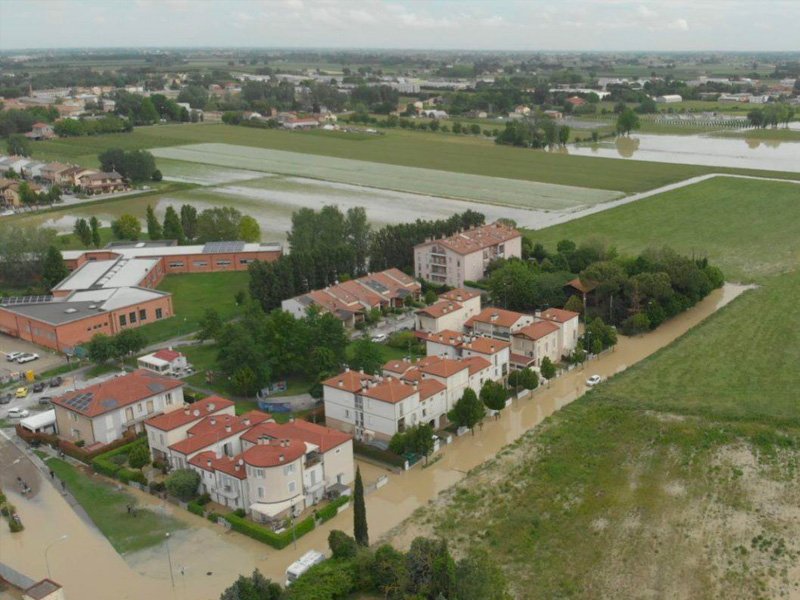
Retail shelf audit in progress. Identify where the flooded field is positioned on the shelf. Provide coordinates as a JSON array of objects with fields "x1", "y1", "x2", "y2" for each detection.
[
  {"x1": 0, "y1": 283, "x2": 751, "y2": 600},
  {"x1": 570, "y1": 133, "x2": 800, "y2": 172},
  {"x1": 151, "y1": 143, "x2": 624, "y2": 210},
  {"x1": 28, "y1": 173, "x2": 581, "y2": 243}
]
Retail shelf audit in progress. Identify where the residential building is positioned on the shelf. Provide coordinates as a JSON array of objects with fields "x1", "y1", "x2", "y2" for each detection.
[
  {"x1": 464, "y1": 307, "x2": 534, "y2": 340},
  {"x1": 510, "y1": 320, "x2": 561, "y2": 368},
  {"x1": 25, "y1": 122, "x2": 55, "y2": 140},
  {"x1": 147, "y1": 403, "x2": 354, "y2": 520},
  {"x1": 438, "y1": 288, "x2": 482, "y2": 320},
  {"x1": 78, "y1": 171, "x2": 126, "y2": 194},
  {"x1": 282, "y1": 268, "x2": 421, "y2": 326},
  {"x1": 416, "y1": 330, "x2": 510, "y2": 381},
  {"x1": 137, "y1": 348, "x2": 189, "y2": 376},
  {"x1": 414, "y1": 222, "x2": 522, "y2": 287},
  {"x1": 655, "y1": 94, "x2": 683, "y2": 103},
  {"x1": 537, "y1": 308, "x2": 580, "y2": 356},
  {"x1": 40, "y1": 162, "x2": 74, "y2": 186},
  {"x1": 0, "y1": 178, "x2": 41, "y2": 206},
  {"x1": 414, "y1": 300, "x2": 466, "y2": 333},
  {"x1": 51, "y1": 370, "x2": 185, "y2": 448},
  {"x1": 565, "y1": 96, "x2": 587, "y2": 107}
]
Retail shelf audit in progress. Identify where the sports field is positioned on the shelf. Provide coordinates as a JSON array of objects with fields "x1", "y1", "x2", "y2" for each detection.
[{"x1": 152, "y1": 143, "x2": 623, "y2": 210}]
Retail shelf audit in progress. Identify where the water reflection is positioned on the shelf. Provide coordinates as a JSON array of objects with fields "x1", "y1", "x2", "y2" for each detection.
[{"x1": 615, "y1": 136, "x2": 641, "y2": 158}]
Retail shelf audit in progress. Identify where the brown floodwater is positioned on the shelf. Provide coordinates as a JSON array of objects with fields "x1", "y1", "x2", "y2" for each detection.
[{"x1": 0, "y1": 283, "x2": 752, "y2": 599}]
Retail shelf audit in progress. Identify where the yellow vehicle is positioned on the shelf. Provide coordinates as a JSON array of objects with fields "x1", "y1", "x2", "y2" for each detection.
[{"x1": 15, "y1": 386, "x2": 28, "y2": 398}]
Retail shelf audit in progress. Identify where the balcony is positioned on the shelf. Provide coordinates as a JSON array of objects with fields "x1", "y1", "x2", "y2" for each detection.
[{"x1": 305, "y1": 452, "x2": 322, "y2": 468}]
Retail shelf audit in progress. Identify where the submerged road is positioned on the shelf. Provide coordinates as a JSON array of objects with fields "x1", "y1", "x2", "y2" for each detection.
[{"x1": 0, "y1": 283, "x2": 753, "y2": 600}]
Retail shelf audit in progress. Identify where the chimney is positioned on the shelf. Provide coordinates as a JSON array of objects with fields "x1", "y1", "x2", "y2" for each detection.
[
  {"x1": 225, "y1": 424, "x2": 232, "y2": 433},
  {"x1": 338, "y1": 381, "x2": 343, "y2": 387},
  {"x1": 184, "y1": 408, "x2": 190, "y2": 415},
  {"x1": 345, "y1": 367, "x2": 350, "y2": 372},
  {"x1": 279, "y1": 454, "x2": 285, "y2": 463},
  {"x1": 193, "y1": 409, "x2": 200, "y2": 417},
  {"x1": 207, "y1": 403, "x2": 215, "y2": 412},
  {"x1": 234, "y1": 464, "x2": 240, "y2": 472},
  {"x1": 210, "y1": 417, "x2": 216, "y2": 426},
  {"x1": 359, "y1": 368, "x2": 364, "y2": 374},
  {"x1": 206, "y1": 458, "x2": 212, "y2": 467},
  {"x1": 243, "y1": 418, "x2": 251, "y2": 426}
]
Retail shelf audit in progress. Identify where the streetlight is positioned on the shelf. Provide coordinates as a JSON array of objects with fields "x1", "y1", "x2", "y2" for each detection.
[
  {"x1": 165, "y1": 532, "x2": 175, "y2": 588},
  {"x1": 44, "y1": 534, "x2": 68, "y2": 578}
]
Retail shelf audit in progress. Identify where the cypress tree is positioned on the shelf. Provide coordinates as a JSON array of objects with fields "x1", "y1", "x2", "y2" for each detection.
[
  {"x1": 353, "y1": 466, "x2": 368, "y2": 546},
  {"x1": 146, "y1": 204, "x2": 162, "y2": 240}
]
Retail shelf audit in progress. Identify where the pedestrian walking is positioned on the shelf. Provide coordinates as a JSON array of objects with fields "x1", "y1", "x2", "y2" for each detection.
[
  {"x1": 60, "y1": 480, "x2": 66, "y2": 492},
  {"x1": 50, "y1": 469, "x2": 55, "y2": 480}
]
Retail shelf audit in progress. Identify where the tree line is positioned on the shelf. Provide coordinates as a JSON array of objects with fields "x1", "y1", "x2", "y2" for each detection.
[{"x1": 248, "y1": 206, "x2": 484, "y2": 313}]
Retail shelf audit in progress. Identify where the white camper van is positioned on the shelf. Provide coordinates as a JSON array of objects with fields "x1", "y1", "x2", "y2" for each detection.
[{"x1": 285, "y1": 550, "x2": 326, "y2": 586}]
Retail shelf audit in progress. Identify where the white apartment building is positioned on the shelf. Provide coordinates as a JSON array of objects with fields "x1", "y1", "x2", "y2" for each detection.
[
  {"x1": 511, "y1": 321, "x2": 562, "y2": 368},
  {"x1": 465, "y1": 307, "x2": 534, "y2": 340},
  {"x1": 145, "y1": 404, "x2": 354, "y2": 520},
  {"x1": 415, "y1": 288, "x2": 483, "y2": 333},
  {"x1": 538, "y1": 308, "x2": 580, "y2": 356},
  {"x1": 417, "y1": 330, "x2": 511, "y2": 381},
  {"x1": 414, "y1": 222, "x2": 522, "y2": 287}
]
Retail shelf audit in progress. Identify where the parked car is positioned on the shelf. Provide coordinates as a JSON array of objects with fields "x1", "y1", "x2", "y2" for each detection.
[
  {"x1": 17, "y1": 353, "x2": 39, "y2": 364},
  {"x1": 8, "y1": 407, "x2": 30, "y2": 419},
  {"x1": 5, "y1": 351, "x2": 24, "y2": 362},
  {"x1": 371, "y1": 333, "x2": 387, "y2": 343},
  {"x1": 38, "y1": 396, "x2": 53, "y2": 406},
  {"x1": 586, "y1": 375, "x2": 602, "y2": 386},
  {"x1": 15, "y1": 386, "x2": 29, "y2": 398},
  {"x1": 49, "y1": 376, "x2": 63, "y2": 388},
  {"x1": 32, "y1": 382, "x2": 45, "y2": 393},
  {"x1": 286, "y1": 550, "x2": 326, "y2": 587},
  {"x1": 0, "y1": 393, "x2": 12, "y2": 405}
]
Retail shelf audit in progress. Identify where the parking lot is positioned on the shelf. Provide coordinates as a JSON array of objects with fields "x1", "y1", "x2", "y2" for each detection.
[{"x1": 1, "y1": 335, "x2": 67, "y2": 382}]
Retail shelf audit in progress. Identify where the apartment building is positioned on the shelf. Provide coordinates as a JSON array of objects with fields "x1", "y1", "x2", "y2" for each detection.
[
  {"x1": 414, "y1": 222, "x2": 522, "y2": 287},
  {"x1": 415, "y1": 287, "x2": 482, "y2": 333},
  {"x1": 146, "y1": 403, "x2": 354, "y2": 520},
  {"x1": 416, "y1": 330, "x2": 511, "y2": 381},
  {"x1": 464, "y1": 307, "x2": 534, "y2": 340},
  {"x1": 52, "y1": 370, "x2": 185, "y2": 447}
]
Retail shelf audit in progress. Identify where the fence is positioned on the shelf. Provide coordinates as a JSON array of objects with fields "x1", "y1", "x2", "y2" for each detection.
[{"x1": 14, "y1": 425, "x2": 136, "y2": 463}]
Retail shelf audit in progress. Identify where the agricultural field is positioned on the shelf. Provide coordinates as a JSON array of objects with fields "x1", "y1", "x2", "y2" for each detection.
[
  {"x1": 393, "y1": 173, "x2": 800, "y2": 599},
  {"x1": 525, "y1": 177, "x2": 800, "y2": 283},
  {"x1": 152, "y1": 143, "x2": 624, "y2": 210},
  {"x1": 712, "y1": 128, "x2": 800, "y2": 142},
  {"x1": 32, "y1": 123, "x2": 800, "y2": 194}
]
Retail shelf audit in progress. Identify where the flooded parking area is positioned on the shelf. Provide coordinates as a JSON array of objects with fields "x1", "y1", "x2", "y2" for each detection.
[
  {"x1": 0, "y1": 283, "x2": 752, "y2": 600},
  {"x1": 569, "y1": 133, "x2": 800, "y2": 172}
]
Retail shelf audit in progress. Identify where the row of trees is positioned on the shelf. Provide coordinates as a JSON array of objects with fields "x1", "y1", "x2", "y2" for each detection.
[
  {"x1": 98, "y1": 148, "x2": 160, "y2": 182},
  {"x1": 0, "y1": 224, "x2": 60, "y2": 288},
  {"x1": 85, "y1": 328, "x2": 147, "y2": 364},
  {"x1": 0, "y1": 106, "x2": 59, "y2": 138},
  {"x1": 495, "y1": 116, "x2": 571, "y2": 148},
  {"x1": 53, "y1": 115, "x2": 131, "y2": 137},
  {"x1": 746, "y1": 103, "x2": 796, "y2": 128},
  {"x1": 73, "y1": 217, "x2": 102, "y2": 248},
  {"x1": 248, "y1": 206, "x2": 484, "y2": 313}
]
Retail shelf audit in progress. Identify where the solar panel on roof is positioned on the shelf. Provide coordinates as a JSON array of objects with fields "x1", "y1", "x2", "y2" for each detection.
[
  {"x1": 202, "y1": 241, "x2": 245, "y2": 254},
  {"x1": 363, "y1": 280, "x2": 388, "y2": 293},
  {"x1": 0, "y1": 295, "x2": 54, "y2": 306},
  {"x1": 65, "y1": 392, "x2": 94, "y2": 411},
  {"x1": 101, "y1": 399, "x2": 118, "y2": 409}
]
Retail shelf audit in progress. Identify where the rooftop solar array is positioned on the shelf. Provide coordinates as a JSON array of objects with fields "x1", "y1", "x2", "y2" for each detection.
[
  {"x1": 362, "y1": 279, "x2": 389, "y2": 294},
  {"x1": 101, "y1": 399, "x2": 118, "y2": 410},
  {"x1": 0, "y1": 295, "x2": 54, "y2": 306},
  {"x1": 202, "y1": 241, "x2": 245, "y2": 254},
  {"x1": 64, "y1": 392, "x2": 94, "y2": 411}
]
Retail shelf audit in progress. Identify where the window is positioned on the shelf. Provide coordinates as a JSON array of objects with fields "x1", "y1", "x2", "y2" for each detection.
[
  {"x1": 168, "y1": 261, "x2": 184, "y2": 268},
  {"x1": 239, "y1": 259, "x2": 252, "y2": 265},
  {"x1": 283, "y1": 464, "x2": 295, "y2": 475},
  {"x1": 125, "y1": 407, "x2": 133, "y2": 421},
  {"x1": 155, "y1": 308, "x2": 163, "y2": 319},
  {"x1": 71, "y1": 428, "x2": 80, "y2": 438},
  {"x1": 139, "y1": 309, "x2": 147, "y2": 321},
  {"x1": 70, "y1": 412, "x2": 78, "y2": 422},
  {"x1": 288, "y1": 481, "x2": 297, "y2": 494},
  {"x1": 344, "y1": 409, "x2": 350, "y2": 418},
  {"x1": 216, "y1": 260, "x2": 231, "y2": 266},
  {"x1": 146, "y1": 400, "x2": 154, "y2": 413},
  {"x1": 129, "y1": 311, "x2": 137, "y2": 324},
  {"x1": 166, "y1": 392, "x2": 173, "y2": 405},
  {"x1": 137, "y1": 403, "x2": 144, "y2": 414},
  {"x1": 119, "y1": 314, "x2": 127, "y2": 326},
  {"x1": 256, "y1": 469, "x2": 264, "y2": 478},
  {"x1": 159, "y1": 433, "x2": 164, "y2": 445},
  {"x1": 257, "y1": 486, "x2": 264, "y2": 499},
  {"x1": 192, "y1": 261, "x2": 208, "y2": 267}
]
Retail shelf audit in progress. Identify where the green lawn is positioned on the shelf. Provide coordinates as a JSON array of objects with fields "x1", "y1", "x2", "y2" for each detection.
[
  {"x1": 712, "y1": 128, "x2": 800, "y2": 141},
  {"x1": 525, "y1": 177, "x2": 800, "y2": 283},
  {"x1": 135, "y1": 271, "x2": 249, "y2": 344},
  {"x1": 32, "y1": 123, "x2": 800, "y2": 194},
  {"x1": 57, "y1": 227, "x2": 115, "y2": 250},
  {"x1": 46, "y1": 457, "x2": 185, "y2": 554}
]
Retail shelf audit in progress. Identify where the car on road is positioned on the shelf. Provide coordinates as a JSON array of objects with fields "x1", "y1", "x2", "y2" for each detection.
[
  {"x1": 8, "y1": 407, "x2": 30, "y2": 419},
  {"x1": 38, "y1": 396, "x2": 53, "y2": 406},
  {"x1": 49, "y1": 376, "x2": 63, "y2": 388},
  {"x1": 15, "y1": 386, "x2": 29, "y2": 398},
  {"x1": 5, "y1": 352, "x2": 24, "y2": 362},
  {"x1": 33, "y1": 382, "x2": 46, "y2": 393},
  {"x1": 371, "y1": 333, "x2": 388, "y2": 343},
  {"x1": 586, "y1": 375, "x2": 602, "y2": 386},
  {"x1": 16, "y1": 353, "x2": 39, "y2": 364},
  {"x1": 0, "y1": 393, "x2": 12, "y2": 404}
]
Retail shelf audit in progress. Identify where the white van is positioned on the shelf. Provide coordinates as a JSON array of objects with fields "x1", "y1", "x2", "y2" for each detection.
[{"x1": 285, "y1": 550, "x2": 325, "y2": 586}]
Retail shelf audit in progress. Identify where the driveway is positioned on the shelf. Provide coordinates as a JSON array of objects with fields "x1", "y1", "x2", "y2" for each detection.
[
  {"x1": 1, "y1": 336, "x2": 68, "y2": 383},
  {"x1": 350, "y1": 312, "x2": 415, "y2": 340}
]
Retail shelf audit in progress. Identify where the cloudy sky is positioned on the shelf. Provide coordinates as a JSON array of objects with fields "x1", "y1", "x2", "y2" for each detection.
[{"x1": 1, "y1": 0, "x2": 798, "y2": 52}]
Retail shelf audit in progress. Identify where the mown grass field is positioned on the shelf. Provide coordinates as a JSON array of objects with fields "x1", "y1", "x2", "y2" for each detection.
[
  {"x1": 397, "y1": 175, "x2": 800, "y2": 599},
  {"x1": 32, "y1": 123, "x2": 800, "y2": 194},
  {"x1": 47, "y1": 457, "x2": 184, "y2": 554},
  {"x1": 712, "y1": 128, "x2": 800, "y2": 141},
  {"x1": 525, "y1": 177, "x2": 800, "y2": 283}
]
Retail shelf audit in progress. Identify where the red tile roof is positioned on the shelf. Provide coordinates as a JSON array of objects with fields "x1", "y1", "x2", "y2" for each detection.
[
  {"x1": 152, "y1": 348, "x2": 183, "y2": 362},
  {"x1": 510, "y1": 353, "x2": 536, "y2": 366},
  {"x1": 460, "y1": 336, "x2": 510, "y2": 355},
  {"x1": 189, "y1": 451, "x2": 247, "y2": 479},
  {"x1": 540, "y1": 308, "x2": 579, "y2": 323},
  {"x1": 416, "y1": 329, "x2": 463, "y2": 347},
  {"x1": 466, "y1": 307, "x2": 529, "y2": 329},
  {"x1": 243, "y1": 438, "x2": 306, "y2": 468},
  {"x1": 323, "y1": 370, "x2": 377, "y2": 393},
  {"x1": 417, "y1": 355, "x2": 469, "y2": 378},
  {"x1": 461, "y1": 355, "x2": 491, "y2": 375},
  {"x1": 415, "y1": 222, "x2": 520, "y2": 256},
  {"x1": 439, "y1": 287, "x2": 481, "y2": 303},
  {"x1": 416, "y1": 300, "x2": 463, "y2": 319},
  {"x1": 242, "y1": 419, "x2": 351, "y2": 453},
  {"x1": 169, "y1": 411, "x2": 271, "y2": 455},
  {"x1": 52, "y1": 370, "x2": 184, "y2": 418},
  {"x1": 566, "y1": 277, "x2": 597, "y2": 294},
  {"x1": 418, "y1": 378, "x2": 446, "y2": 400},
  {"x1": 361, "y1": 378, "x2": 417, "y2": 404},
  {"x1": 383, "y1": 359, "x2": 413, "y2": 375},
  {"x1": 515, "y1": 321, "x2": 560, "y2": 341},
  {"x1": 145, "y1": 396, "x2": 234, "y2": 431}
]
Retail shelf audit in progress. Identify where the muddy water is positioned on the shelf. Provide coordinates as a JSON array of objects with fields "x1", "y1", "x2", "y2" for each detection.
[
  {"x1": 0, "y1": 283, "x2": 751, "y2": 599},
  {"x1": 569, "y1": 133, "x2": 800, "y2": 172}
]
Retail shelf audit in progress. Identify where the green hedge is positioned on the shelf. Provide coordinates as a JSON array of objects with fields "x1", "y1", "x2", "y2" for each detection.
[
  {"x1": 187, "y1": 501, "x2": 204, "y2": 516},
  {"x1": 353, "y1": 440, "x2": 405, "y2": 468},
  {"x1": 316, "y1": 495, "x2": 350, "y2": 523},
  {"x1": 226, "y1": 512, "x2": 315, "y2": 550},
  {"x1": 92, "y1": 437, "x2": 149, "y2": 481}
]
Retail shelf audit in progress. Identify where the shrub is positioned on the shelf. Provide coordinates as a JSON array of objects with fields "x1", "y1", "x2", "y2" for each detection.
[
  {"x1": 109, "y1": 453, "x2": 128, "y2": 466},
  {"x1": 165, "y1": 469, "x2": 200, "y2": 501},
  {"x1": 118, "y1": 468, "x2": 147, "y2": 485},
  {"x1": 233, "y1": 508, "x2": 246, "y2": 518},
  {"x1": 197, "y1": 493, "x2": 211, "y2": 506},
  {"x1": 128, "y1": 444, "x2": 150, "y2": 469},
  {"x1": 75, "y1": 440, "x2": 86, "y2": 448},
  {"x1": 316, "y1": 495, "x2": 350, "y2": 523},
  {"x1": 92, "y1": 437, "x2": 149, "y2": 479},
  {"x1": 328, "y1": 529, "x2": 358, "y2": 559},
  {"x1": 149, "y1": 481, "x2": 166, "y2": 494},
  {"x1": 187, "y1": 501, "x2": 205, "y2": 516},
  {"x1": 226, "y1": 512, "x2": 316, "y2": 549},
  {"x1": 285, "y1": 559, "x2": 354, "y2": 599},
  {"x1": 353, "y1": 441, "x2": 405, "y2": 468},
  {"x1": 207, "y1": 512, "x2": 219, "y2": 523}
]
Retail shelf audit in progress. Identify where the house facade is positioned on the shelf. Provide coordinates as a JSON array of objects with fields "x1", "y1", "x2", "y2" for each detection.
[
  {"x1": 52, "y1": 370, "x2": 185, "y2": 447},
  {"x1": 415, "y1": 288, "x2": 482, "y2": 333},
  {"x1": 414, "y1": 222, "x2": 522, "y2": 287},
  {"x1": 137, "y1": 348, "x2": 189, "y2": 376}
]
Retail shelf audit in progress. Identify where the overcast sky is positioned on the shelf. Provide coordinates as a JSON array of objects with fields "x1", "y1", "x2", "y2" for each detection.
[{"x1": 1, "y1": 0, "x2": 798, "y2": 52}]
